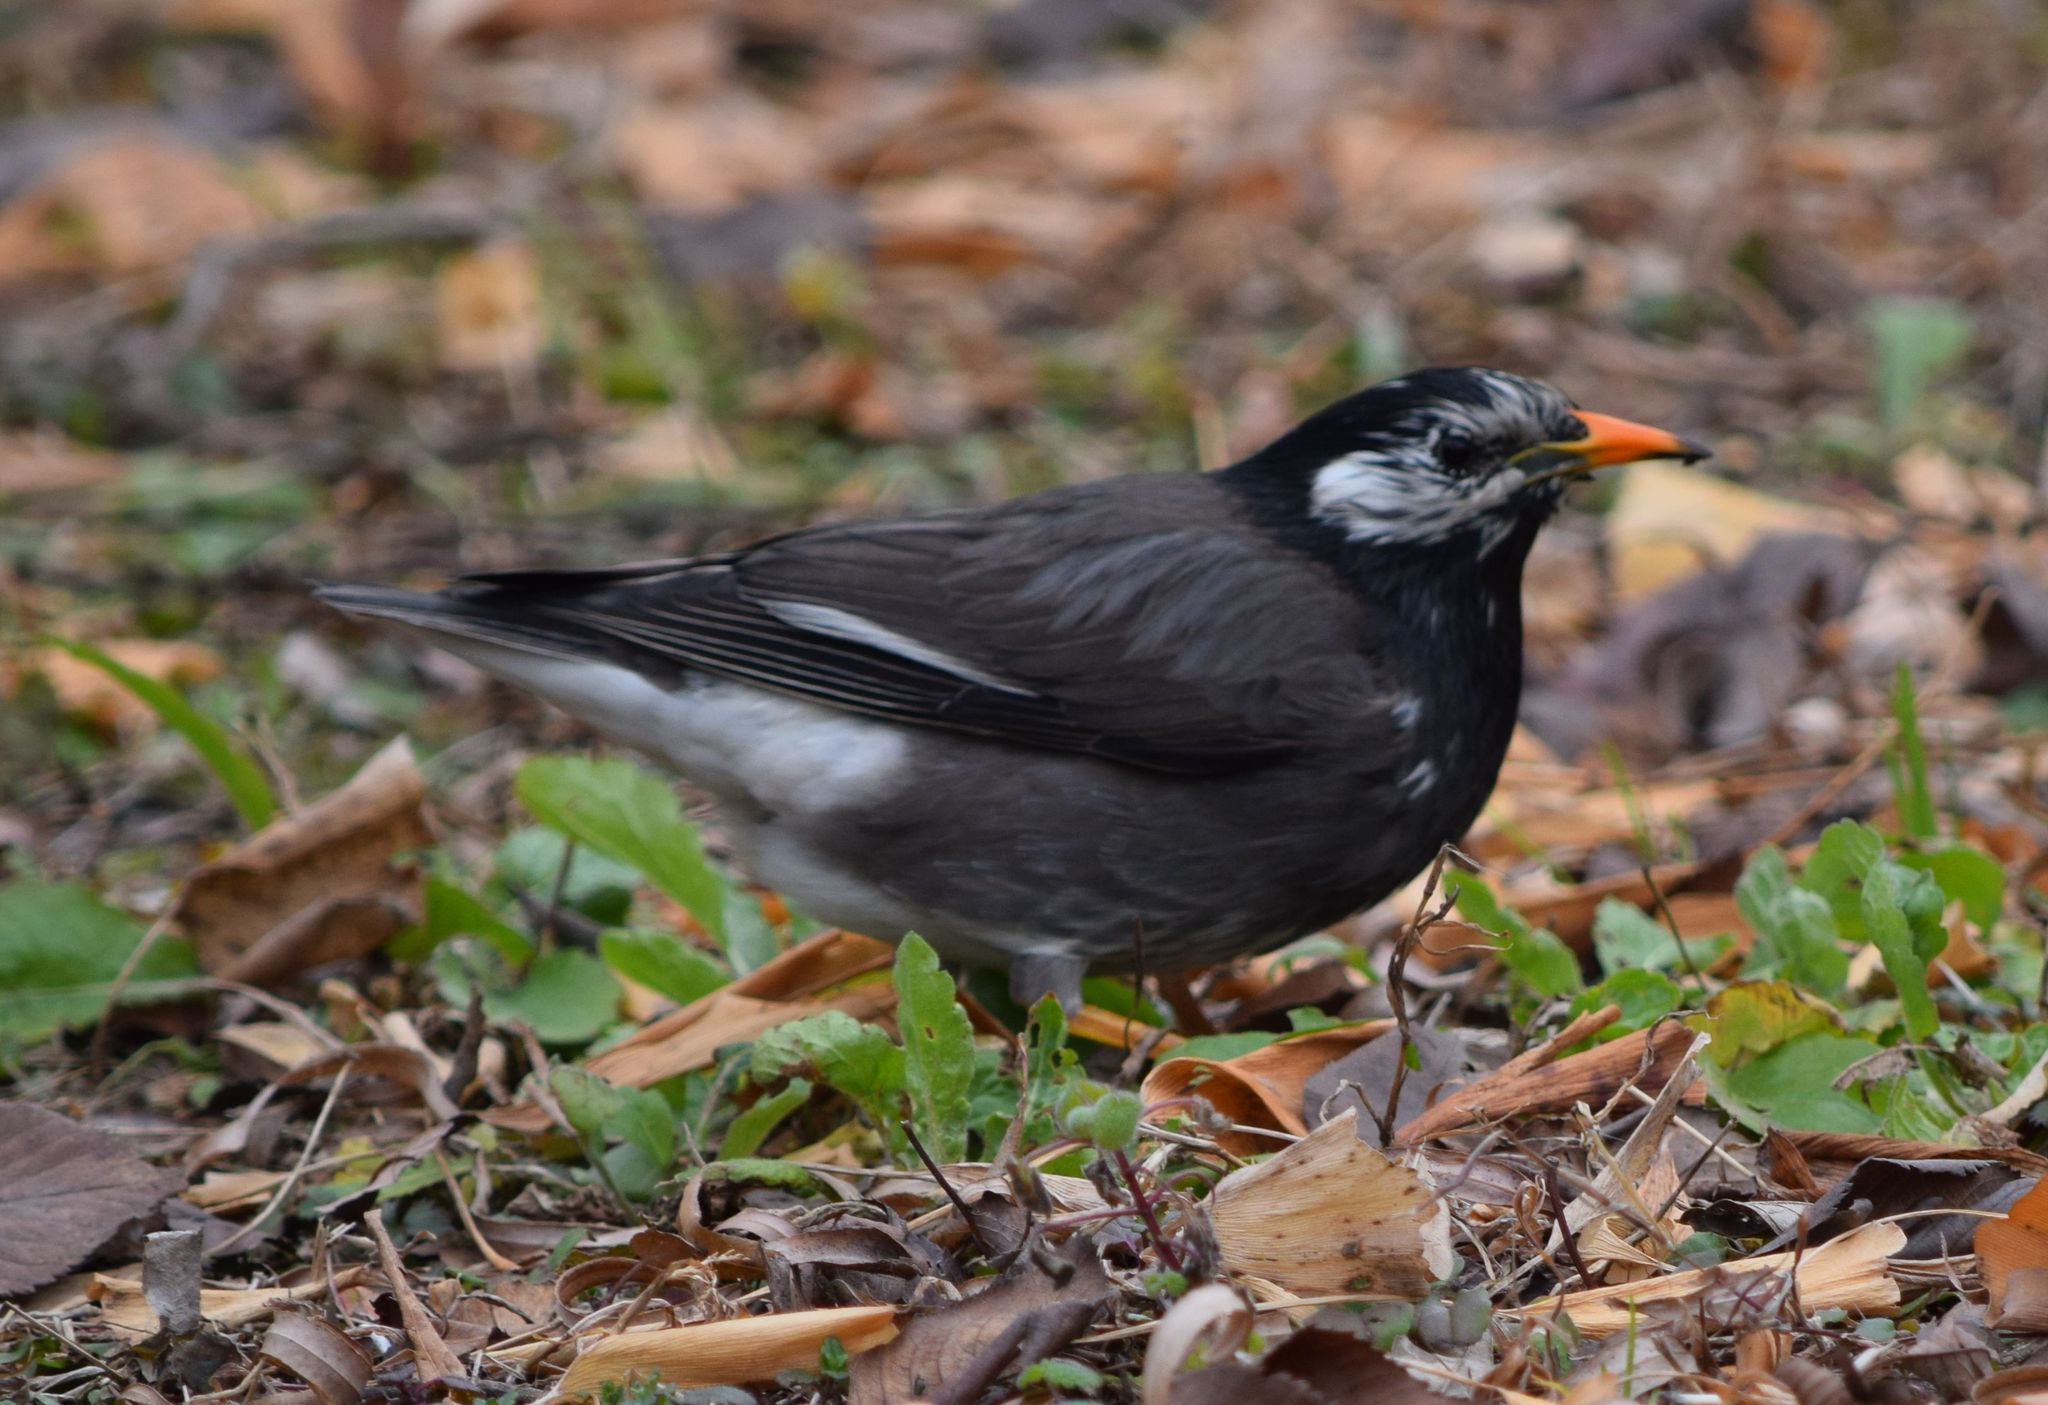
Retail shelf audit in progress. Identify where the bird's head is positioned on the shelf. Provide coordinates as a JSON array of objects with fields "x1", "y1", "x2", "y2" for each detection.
[{"x1": 1235, "y1": 367, "x2": 1708, "y2": 558}]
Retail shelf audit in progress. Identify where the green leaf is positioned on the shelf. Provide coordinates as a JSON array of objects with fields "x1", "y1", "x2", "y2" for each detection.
[
  {"x1": 721, "y1": 1079, "x2": 812, "y2": 1159},
  {"x1": 699, "y1": 1157, "x2": 827, "y2": 1196},
  {"x1": 1866, "y1": 296, "x2": 1972, "y2": 435},
  {"x1": 515, "y1": 756, "x2": 748, "y2": 961},
  {"x1": 480, "y1": 948, "x2": 622, "y2": 1045},
  {"x1": 1720, "y1": 1032, "x2": 1882, "y2": 1133},
  {"x1": 893, "y1": 933, "x2": 975, "y2": 1164},
  {"x1": 1018, "y1": 1359, "x2": 1107, "y2": 1393},
  {"x1": 1861, "y1": 862, "x2": 1943, "y2": 1040},
  {"x1": 598, "y1": 929, "x2": 728, "y2": 1007},
  {"x1": 1889, "y1": 663, "x2": 1938, "y2": 839},
  {"x1": 1735, "y1": 847, "x2": 1849, "y2": 995},
  {"x1": 0, "y1": 880, "x2": 205, "y2": 1042},
  {"x1": 494, "y1": 827, "x2": 638, "y2": 926},
  {"x1": 1448, "y1": 870, "x2": 1582, "y2": 998},
  {"x1": 1065, "y1": 1088, "x2": 1142, "y2": 1152},
  {"x1": 1591, "y1": 899, "x2": 1728, "y2": 978},
  {"x1": 750, "y1": 1010, "x2": 905, "y2": 1125},
  {"x1": 1572, "y1": 968, "x2": 1682, "y2": 1034},
  {"x1": 45, "y1": 638, "x2": 276, "y2": 830},
  {"x1": 390, "y1": 877, "x2": 534, "y2": 963},
  {"x1": 551, "y1": 1065, "x2": 625, "y2": 1142},
  {"x1": 1800, "y1": 820, "x2": 1888, "y2": 941},
  {"x1": 1897, "y1": 844, "x2": 2004, "y2": 932},
  {"x1": 1172, "y1": 1031, "x2": 1279, "y2": 1062},
  {"x1": 602, "y1": 1086, "x2": 676, "y2": 1172}
]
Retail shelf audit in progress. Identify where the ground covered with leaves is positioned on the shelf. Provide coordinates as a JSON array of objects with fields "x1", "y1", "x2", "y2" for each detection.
[{"x1": 9, "y1": 1, "x2": 2048, "y2": 1402}]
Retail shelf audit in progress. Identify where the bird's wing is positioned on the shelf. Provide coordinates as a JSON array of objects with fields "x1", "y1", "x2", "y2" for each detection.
[{"x1": 432, "y1": 476, "x2": 1393, "y2": 774}]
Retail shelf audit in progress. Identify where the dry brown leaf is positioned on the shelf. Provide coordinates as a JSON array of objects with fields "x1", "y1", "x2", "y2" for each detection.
[
  {"x1": 91, "y1": 1265, "x2": 371, "y2": 1339},
  {"x1": 1142, "y1": 1283, "x2": 1250, "y2": 1405},
  {"x1": 1141, "y1": 1023, "x2": 1393, "y2": 1155},
  {"x1": 0, "y1": 132, "x2": 268, "y2": 281},
  {"x1": 1519, "y1": 1221, "x2": 1902, "y2": 1337},
  {"x1": 490, "y1": 931, "x2": 895, "y2": 1132},
  {"x1": 868, "y1": 178, "x2": 1147, "y2": 276},
  {"x1": 611, "y1": 96, "x2": 818, "y2": 215},
  {"x1": 260, "y1": 1311, "x2": 370, "y2": 1405},
  {"x1": 364, "y1": 1206, "x2": 464, "y2": 1384},
  {"x1": 1607, "y1": 461, "x2": 1845, "y2": 601},
  {"x1": 0, "y1": 432, "x2": 124, "y2": 499},
  {"x1": 1979, "y1": 1177, "x2": 2048, "y2": 1331},
  {"x1": 1206, "y1": 1109, "x2": 1454, "y2": 1300},
  {"x1": 560, "y1": 1303, "x2": 899, "y2": 1397},
  {"x1": 435, "y1": 239, "x2": 544, "y2": 371},
  {"x1": 849, "y1": 1233, "x2": 1110, "y2": 1405},
  {"x1": 24, "y1": 640, "x2": 224, "y2": 733},
  {"x1": 171, "y1": 736, "x2": 431, "y2": 982},
  {"x1": 0, "y1": 1103, "x2": 185, "y2": 1298},
  {"x1": 1396, "y1": 1018, "x2": 1696, "y2": 1145}
]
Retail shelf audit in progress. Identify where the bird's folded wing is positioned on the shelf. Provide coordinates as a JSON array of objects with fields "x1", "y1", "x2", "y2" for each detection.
[{"x1": 451, "y1": 479, "x2": 1390, "y2": 773}]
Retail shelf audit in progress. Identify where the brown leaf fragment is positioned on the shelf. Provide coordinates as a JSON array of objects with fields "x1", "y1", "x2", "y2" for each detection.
[
  {"x1": 1773, "y1": 1157, "x2": 2027, "y2": 1260},
  {"x1": 260, "y1": 1311, "x2": 371, "y2": 1405},
  {"x1": 91, "y1": 1265, "x2": 372, "y2": 1339},
  {"x1": 1396, "y1": 1018, "x2": 1695, "y2": 1145},
  {"x1": 0, "y1": 431, "x2": 123, "y2": 498},
  {"x1": 172, "y1": 736, "x2": 431, "y2": 984},
  {"x1": 849, "y1": 1232, "x2": 1112, "y2": 1405},
  {"x1": 559, "y1": 1303, "x2": 899, "y2": 1397},
  {"x1": 0, "y1": 1103, "x2": 184, "y2": 1298},
  {"x1": 1140, "y1": 1022, "x2": 1392, "y2": 1155},
  {"x1": 1167, "y1": 1314, "x2": 1439, "y2": 1404},
  {"x1": 1206, "y1": 1109, "x2": 1452, "y2": 1300},
  {"x1": 363, "y1": 1206, "x2": 465, "y2": 1386},
  {"x1": 763, "y1": 1218, "x2": 958, "y2": 1312},
  {"x1": 1901, "y1": 1302, "x2": 1997, "y2": 1399},
  {"x1": 1979, "y1": 1176, "x2": 2048, "y2": 1331}
]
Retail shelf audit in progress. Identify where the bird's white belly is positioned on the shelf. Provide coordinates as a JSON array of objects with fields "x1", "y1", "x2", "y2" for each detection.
[{"x1": 438, "y1": 642, "x2": 910, "y2": 817}]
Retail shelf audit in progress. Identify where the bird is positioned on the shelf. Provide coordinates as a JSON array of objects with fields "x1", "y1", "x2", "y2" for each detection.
[{"x1": 319, "y1": 367, "x2": 1707, "y2": 1011}]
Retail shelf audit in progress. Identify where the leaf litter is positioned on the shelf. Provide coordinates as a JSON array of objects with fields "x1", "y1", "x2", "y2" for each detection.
[{"x1": 9, "y1": 0, "x2": 2048, "y2": 1402}]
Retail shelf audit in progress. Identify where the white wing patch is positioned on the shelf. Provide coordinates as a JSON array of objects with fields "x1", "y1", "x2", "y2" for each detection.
[{"x1": 763, "y1": 600, "x2": 1033, "y2": 694}]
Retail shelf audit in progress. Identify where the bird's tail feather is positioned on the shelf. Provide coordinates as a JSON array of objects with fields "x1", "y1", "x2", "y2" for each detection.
[{"x1": 313, "y1": 583, "x2": 608, "y2": 665}]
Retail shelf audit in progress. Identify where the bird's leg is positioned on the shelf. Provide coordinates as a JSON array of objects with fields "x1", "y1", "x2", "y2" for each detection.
[{"x1": 1008, "y1": 950, "x2": 1086, "y2": 1015}]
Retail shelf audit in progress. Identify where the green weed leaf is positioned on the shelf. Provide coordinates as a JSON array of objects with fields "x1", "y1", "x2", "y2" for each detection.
[
  {"x1": 893, "y1": 933, "x2": 975, "y2": 1164},
  {"x1": 0, "y1": 880, "x2": 204, "y2": 1042}
]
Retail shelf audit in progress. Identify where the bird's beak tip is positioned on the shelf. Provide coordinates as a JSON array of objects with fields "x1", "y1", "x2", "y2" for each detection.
[{"x1": 1562, "y1": 411, "x2": 1713, "y2": 470}]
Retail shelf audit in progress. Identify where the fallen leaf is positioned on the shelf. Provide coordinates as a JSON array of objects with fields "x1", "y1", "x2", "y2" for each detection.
[
  {"x1": 27, "y1": 640, "x2": 224, "y2": 733},
  {"x1": 260, "y1": 1311, "x2": 371, "y2": 1405},
  {"x1": 1607, "y1": 461, "x2": 1847, "y2": 602},
  {"x1": 171, "y1": 736, "x2": 432, "y2": 983},
  {"x1": 849, "y1": 1233, "x2": 1112, "y2": 1405},
  {"x1": 91, "y1": 1264, "x2": 372, "y2": 1339},
  {"x1": 1979, "y1": 1176, "x2": 2048, "y2": 1331},
  {"x1": 0, "y1": 131, "x2": 268, "y2": 281},
  {"x1": 435, "y1": 239, "x2": 545, "y2": 371},
  {"x1": 560, "y1": 1302, "x2": 899, "y2": 1397},
  {"x1": 1396, "y1": 1019, "x2": 1697, "y2": 1145},
  {"x1": 1515, "y1": 1220, "x2": 1903, "y2": 1337},
  {"x1": 0, "y1": 431, "x2": 124, "y2": 499},
  {"x1": 611, "y1": 95, "x2": 818, "y2": 215},
  {"x1": 1166, "y1": 1318, "x2": 1437, "y2": 1404},
  {"x1": 1141, "y1": 1022, "x2": 1392, "y2": 1154},
  {"x1": 1206, "y1": 1109, "x2": 1454, "y2": 1300},
  {"x1": 0, "y1": 1104, "x2": 185, "y2": 1298}
]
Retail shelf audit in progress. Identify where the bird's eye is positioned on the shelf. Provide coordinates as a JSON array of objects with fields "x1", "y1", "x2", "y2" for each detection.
[{"x1": 1435, "y1": 433, "x2": 1487, "y2": 478}]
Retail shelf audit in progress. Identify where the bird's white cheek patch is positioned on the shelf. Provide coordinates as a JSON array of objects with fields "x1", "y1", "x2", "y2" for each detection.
[{"x1": 1311, "y1": 456, "x2": 1528, "y2": 547}]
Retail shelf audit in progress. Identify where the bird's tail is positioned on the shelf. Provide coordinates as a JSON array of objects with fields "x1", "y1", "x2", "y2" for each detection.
[{"x1": 313, "y1": 582, "x2": 610, "y2": 666}]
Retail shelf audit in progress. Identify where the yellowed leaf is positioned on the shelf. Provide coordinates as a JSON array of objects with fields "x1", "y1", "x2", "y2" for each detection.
[
  {"x1": 558, "y1": 1304, "x2": 898, "y2": 1396},
  {"x1": 1607, "y1": 461, "x2": 1844, "y2": 600},
  {"x1": 1207, "y1": 1109, "x2": 1453, "y2": 1300}
]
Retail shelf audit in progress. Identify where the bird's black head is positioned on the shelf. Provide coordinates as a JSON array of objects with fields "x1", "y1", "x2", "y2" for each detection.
[{"x1": 1226, "y1": 367, "x2": 1708, "y2": 559}]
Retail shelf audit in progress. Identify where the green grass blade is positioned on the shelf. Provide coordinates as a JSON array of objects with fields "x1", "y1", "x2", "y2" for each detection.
[{"x1": 46, "y1": 638, "x2": 276, "y2": 830}]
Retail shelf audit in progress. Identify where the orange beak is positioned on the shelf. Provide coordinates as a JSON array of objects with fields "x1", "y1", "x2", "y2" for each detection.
[{"x1": 1552, "y1": 411, "x2": 1711, "y2": 469}]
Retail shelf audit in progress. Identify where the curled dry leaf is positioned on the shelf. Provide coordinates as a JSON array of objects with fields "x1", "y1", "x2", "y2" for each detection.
[
  {"x1": 260, "y1": 1311, "x2": 371, "y2": 1405},
  {"x1": 490, "y1": 930, "x2": 895, "y2": 1133},
  {"x1": 1977, "y1": 1175, "x2": 2048, "y2": 1331},
  {"x1": 0, "y1": 1102, "x2": 185, "y2": 1298},
  {"x1": 1141, "y1": 1283, "x2": 1251, "y2": 1405},
  {"x1": 172, "y1": 736, "x2": 432, "y2": 984},
  {"x1": 849, "y1": 1233, "x2": 1112, "y2": 1405},
  {"x1": 557, "y1": 1303, "x2": 899, "y2": 1397},
  {"x1": 1515, "y1": 1221, "x2": 1904, "y2": 1337},
  {"x1": 1205, "y1": 1109, "x2": 1453, "y2": 1301},
  {"x1": 1141, "y1": 1022, "x2": 1393, "y2": 1155}
]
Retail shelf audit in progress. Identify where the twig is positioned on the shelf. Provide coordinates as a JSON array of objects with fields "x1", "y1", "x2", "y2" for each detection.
[
  {"x1": 88, "y1": 906, "x2": 177, "y2": 1083},
  {"x1": 364, "y1": 1205, "x2": 467, "y2": 1385},
  {"x1": 1640, "y1": 861, "x2": 1708, "y2": 992},
  {"x1": 901, "y1": 1119, "x2": 994, "y2": 1259},
  {"x1": 1542, "y1": 1163, "x2": 1595, "y2": 1292},
  {"x1": 1111, "y1": 1148, "x2": 1184, "y2": 1276},
  {"x1": 212, "y1": 1066, "x2": 351, "y2": 1256},
  {"x1": 435, "y1": 1148, "x2": 520, "y2": 1272},
  {"x1": 1377, "y1": 844, "x2": 1461, "y2": 1147}
]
